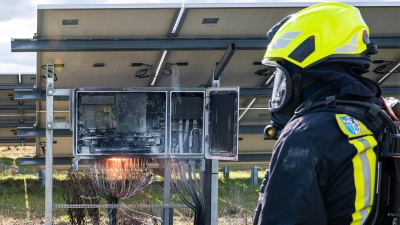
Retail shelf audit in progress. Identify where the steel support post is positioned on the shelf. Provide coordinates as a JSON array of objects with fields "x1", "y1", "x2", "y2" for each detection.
[
  {"x1": 203, "y1": 159, "x2": 219, "y2": 225},
  {"x1": 251, "y1": 166, "x2": 258, "y2": 186},
  {"x1": 45, "y1": 64, "x2": 55, "y2": 224},
  {"x1": 108, "y1": 199, "x2": 118, "y2": 225},
  {"x1": 223, "y1": 166, "x2": 230, "y2": 179},
  {"x1": 163, "y1": 159, "x2": 173, "y2": 225},
  {"x1": 203, "y1": 71, "x2": 221, "y2": 225},
  {"x1": 39, "y1": 170, "x2": 45, "y2": 187}
]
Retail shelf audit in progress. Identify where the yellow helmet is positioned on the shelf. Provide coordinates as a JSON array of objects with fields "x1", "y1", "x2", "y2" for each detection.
[{"x1": 262, "y1": 2, "x2": 376, "y2": 68}]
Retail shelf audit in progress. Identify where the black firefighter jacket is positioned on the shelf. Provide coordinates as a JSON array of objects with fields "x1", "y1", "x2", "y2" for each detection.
[
  {"x1": 258, "y1": 110, "x2": 377, "y2": 225},
  {"x1": 258, "y1": 65, "x2": 382, "y2": 225}
]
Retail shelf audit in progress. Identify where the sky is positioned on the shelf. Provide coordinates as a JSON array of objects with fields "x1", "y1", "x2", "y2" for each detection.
[{"x1": 0, "y1": 0, "x2": 169, "y2": 73}]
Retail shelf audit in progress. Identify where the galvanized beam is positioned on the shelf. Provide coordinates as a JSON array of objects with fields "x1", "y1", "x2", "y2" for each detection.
[
  {"x1": 17, "y1": 128, "x2": 72, "y2": 137},
  {"x1": 18, "y1": 157, "x2": 73, "y2": 166},
  {"x1": 372, "y1": 37, "x2": 400, "y2": 49},
  {"x1": 239, "y1": 125, "x2": 266, "y2": 133},
  {"x1": 17, "y1": 154, "x2": 272, "y2": 166},
  {"x1": 17, "y1": 126, "x2": 262, "y2": 136},
  {"x1": 214, "y1": 42, "x2": 236, "y2": 80},
  {"x1": 0, "y1": 84, "x2": 34, "y2": 90},
  {"x1": 381, "y1": 87, "x2": 400, "y2": 95},
  {"x1": 14, "y1": 91, "x2": 69, "y2": 101},
  {"x1": 11, "y1": 37, "x2": 269, "y2": 52},
  {"x1": 240, "y1": 88, "x2": 272, "y2": 97},
  {"x1": 237, "y1": 87, "x2": 398, "y2": 97},
  {"x1": 13, "y1": 87, "x2": 395, "y2": 100},
  {"x1": 0, "y1": 138, "x2": 35, "y2": 143},
  {"x1": 14, "y1": 88, "x2": 273, "y2": 100},
  {"x1": 11, "y1": 37, "x2": 400, "y2": 52},
  {"x1": 238, "y1": 153, "x2": 272, "y2": 162},
  {"x1": 206, "y1": 42, "x2": 236, "y2": 87},
  {"x1": 0, "y1": 123, "x2": 34, "y2": 128},
  {"x1": 0, "y1": 105, "x2": 36, "y2": 110}
]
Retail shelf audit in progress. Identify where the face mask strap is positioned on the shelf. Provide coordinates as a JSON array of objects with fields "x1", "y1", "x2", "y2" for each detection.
[
  {"x1": 277, "y1": 60, "x2": 302, "y2": 102},
  {"x1": 292, "y1": 73, "x2": 302, "y2": 101}
]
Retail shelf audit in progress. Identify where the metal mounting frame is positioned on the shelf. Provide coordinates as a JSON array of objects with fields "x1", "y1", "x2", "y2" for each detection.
[
  {"x1": 44, "y1": 64, "x2": 72, "y2": 224},
  {"x1": 41, "y1": 63, "x2": 241, "y2": 224},
  {"x1": 206, "y1": 42, "x2": 236, "y2": 87},
  {"x1": 11, "y1": 37, "x2": 400, "y2": 52}
]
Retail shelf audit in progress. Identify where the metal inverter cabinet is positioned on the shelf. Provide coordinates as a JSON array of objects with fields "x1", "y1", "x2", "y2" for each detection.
[
  {"x1": 72, "y1": 87, "x2": 239, "y2": 161},
  {"x1": 73, "y1": 88, "x2": 168, "y2": 158}
]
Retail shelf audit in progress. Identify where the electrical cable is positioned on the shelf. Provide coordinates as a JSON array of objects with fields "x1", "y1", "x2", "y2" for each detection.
[
  {"x1": 179, "y1": 119, "x2": 183, "y2": 153},
  {"x1": 135, "y1": 64, "x2": 153, "y2": 78},
  {"x1": 373, "y1": 60, "x2": 394, "y2": 74},
  {"x1": 162, "y1": 63, "x2": 174, "y2": 76},
  {"x1": 174, "y1": 159, "x2": 206, "y2": 225},
  {"x1": 170, "y1": 160, "x2": 196, "y2": 210},
  {"x1": 40, "y1": 142, "x2": 46, "y2": 154},
  {"x1": 188, "y1": 161, "x2": 205, "y2": 224},
  {"x1": 41, "y1": 65, "x2": 58, "y2": 82},
  {"x1": 255, "y1": 67, "x2": 274, "y2": 76},
  {"x1": 184, "y1": 119, "x2": 190, "y2": 153},
  {"x1": 193, "y1": 162, "x2": 205, "y2": 224},
  {"x1": 178, "y1": 160, "x2": 198, "y2": 214},
  {"x1": 173, "y1": 162, "x2": 196, "y2": 211}
]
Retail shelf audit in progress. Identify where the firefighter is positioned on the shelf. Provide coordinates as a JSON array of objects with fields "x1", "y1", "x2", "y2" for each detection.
[{"x1": 256, "y1": 2, "x2": 383, "y2": 224}]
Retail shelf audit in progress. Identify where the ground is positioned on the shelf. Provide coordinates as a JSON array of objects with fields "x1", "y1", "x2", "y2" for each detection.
[{"x1": 0, "y1": 146, "x2": 259, "y2": 224}]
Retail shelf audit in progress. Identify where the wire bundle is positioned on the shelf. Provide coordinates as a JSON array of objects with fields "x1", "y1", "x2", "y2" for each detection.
[
  {"x1": 91, "y1": 158, "x2": 154, "y2": 201},
  {"x1": 171, "y1": 159, "x2": 205, "y2": 225},
  {"x1": 90, "y1": 158, "x2": 155, "y2": 224}
]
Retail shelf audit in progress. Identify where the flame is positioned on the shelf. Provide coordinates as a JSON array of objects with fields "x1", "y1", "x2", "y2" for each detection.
[{"x1": 104, "y1": 158, "x2": 143, "y2": 180}]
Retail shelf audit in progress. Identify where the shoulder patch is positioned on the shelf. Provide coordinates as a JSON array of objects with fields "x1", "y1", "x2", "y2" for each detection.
[
  {"x1": 335, "y1": 114, "x2": 373, "y2": 138},
  {"x1": 338, "y1": 115, "x2": 360, "y2": 134}
]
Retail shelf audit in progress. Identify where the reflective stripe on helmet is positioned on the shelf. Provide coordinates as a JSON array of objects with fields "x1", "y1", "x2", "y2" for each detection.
[
  {"x1": 270, "y1": 32, "x2": 302, "y2": 50},
  {"x1": 270, "y1": 39, "x2": 291, "y2": 49},
  {"x1": 335, "y1": 34, "x2": 359, "y2": 53},
  {"x1": 281, "y1": 31, "x2": 302, "y2": 39},
  {"x1": 335, "y1": 44, "x2": 359, "y2": 53}
]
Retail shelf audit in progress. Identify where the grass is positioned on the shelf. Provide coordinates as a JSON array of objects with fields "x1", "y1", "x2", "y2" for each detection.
[{"x1": 0, "y1": 147, "x2": 267, "y2": 224}]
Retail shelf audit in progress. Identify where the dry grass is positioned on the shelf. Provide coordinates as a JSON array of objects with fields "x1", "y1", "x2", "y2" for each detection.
[{"x1": 0, "y1": 146, "x2": 263, "y2": 224}]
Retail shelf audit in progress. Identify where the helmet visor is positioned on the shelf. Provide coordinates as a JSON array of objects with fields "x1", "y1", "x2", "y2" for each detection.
[{"x1": 267, "y1": 63, "x2": 292, "y2": 112}]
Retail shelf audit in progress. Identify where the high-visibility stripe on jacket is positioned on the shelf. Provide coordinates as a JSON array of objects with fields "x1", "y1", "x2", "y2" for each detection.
[{"x1": 335, "y1": 114, "x2": 377, "y2": 225}]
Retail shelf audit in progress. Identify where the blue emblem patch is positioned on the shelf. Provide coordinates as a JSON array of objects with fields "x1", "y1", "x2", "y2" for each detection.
[{"x1": 339, "y1": 116, "x2": 361, "y2": 135}]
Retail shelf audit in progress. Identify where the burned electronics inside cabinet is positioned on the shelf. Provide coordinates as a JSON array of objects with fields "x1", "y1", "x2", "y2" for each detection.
[
  {"x1": 73, "y1": 87, "x2": 238, "y2": 160},
  {"x1": 75, "y1": 91, "x2": 166, "y2": 156},
  {"x1": 170, "y1": 91, "x2": 204, "y2": 155}
]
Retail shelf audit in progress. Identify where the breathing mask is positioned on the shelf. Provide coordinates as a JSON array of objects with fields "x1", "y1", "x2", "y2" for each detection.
[{"x1": 263, "y1": 61, "x2": 303, "y2": 139}]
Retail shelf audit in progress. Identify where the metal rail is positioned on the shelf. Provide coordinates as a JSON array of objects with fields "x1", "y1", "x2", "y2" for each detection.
[
  {"x1": 11, "y1": 37, "x2": 400, "y2": 52},
  {"x1": 0, "y1": 162, "x2": 40, "y2": 177},
  {"x1": 53, "y1": 204, "x2": 188, "y2": 208}
]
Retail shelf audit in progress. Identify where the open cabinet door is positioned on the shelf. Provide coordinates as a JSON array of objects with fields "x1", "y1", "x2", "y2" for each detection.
[{"x1": 204, "y1": 87, "x2": 239, "y2": 160}]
